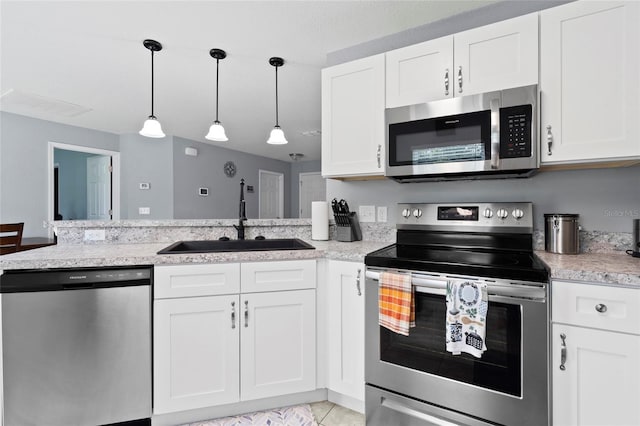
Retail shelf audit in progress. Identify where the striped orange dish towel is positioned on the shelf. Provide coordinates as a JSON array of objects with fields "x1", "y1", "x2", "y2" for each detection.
[{"x1": 379, "y1": 271, "x2": 415, "y2": 336}]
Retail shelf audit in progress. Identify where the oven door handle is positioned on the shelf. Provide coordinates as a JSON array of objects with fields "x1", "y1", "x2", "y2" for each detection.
[{"x1": 365, "y1": 270, "x2": 448, "y2": 295}]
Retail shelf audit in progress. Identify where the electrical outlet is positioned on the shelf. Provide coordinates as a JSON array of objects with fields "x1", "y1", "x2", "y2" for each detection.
[
  {"x1": 84, "y1": 229, "x2": 105, "y2": 241},
  {"x1": 377, "y1": 206, "x2": 388, "y2": 223},
  {"x1": 139, "y1": 207, "x2": 151, "y2": 215},
  {"x1": 359, "y1": 205, "x2": 376, "y2": 223}
]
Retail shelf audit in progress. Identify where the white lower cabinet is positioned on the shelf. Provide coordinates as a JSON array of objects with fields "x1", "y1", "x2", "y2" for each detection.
[
  {"x1": 552, "y1": 281, "x2": 640, "y2": 426},
  {"x1": 153, "y1": 260, "x2": 316, "y2": 415},
  {"x1": 154, "y1": 295, "x2": 240, "y2": 414},
  {"x1": 240, "y1": 290, "x2": 316, "y2": 401},
  {"x1": 326, "y1": 260, "x2": 365, "y2": 409}
]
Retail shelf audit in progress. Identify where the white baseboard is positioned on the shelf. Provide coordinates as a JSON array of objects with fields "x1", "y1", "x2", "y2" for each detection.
[{"x1": 327, "y1": 389, "x2": 365, "y2": 414}]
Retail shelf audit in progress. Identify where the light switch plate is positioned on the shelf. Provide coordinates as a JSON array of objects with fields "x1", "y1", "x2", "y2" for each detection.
[
  {"x1": 139, "y1": 207, "x2": 150, "y2": 215},
  {"x1": 84, "y1": 229, "x2": 105, "y2": 241},
  {"x1": 377, "y1": 206, "x2": 388, "y2": 223},
  {"x1": 359, "y1": 205, "x2": 376, "y2": 223}
]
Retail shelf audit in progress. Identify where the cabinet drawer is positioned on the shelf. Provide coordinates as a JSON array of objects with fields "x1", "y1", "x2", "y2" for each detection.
[
  {"x1": 241, "y1": 260, "x2": 316, "y2": 293},
  {"x1": 154, "y1": 264, "x2": 240, "y2": 299},
  {"x1": 552, "y1": 281, "x2": 640, "y2": 334}
]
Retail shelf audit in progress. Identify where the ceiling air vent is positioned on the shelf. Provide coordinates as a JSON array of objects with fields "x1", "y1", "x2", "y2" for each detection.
[{"x1": 0, "y1": 89, "x2": 92, "y2": 117}]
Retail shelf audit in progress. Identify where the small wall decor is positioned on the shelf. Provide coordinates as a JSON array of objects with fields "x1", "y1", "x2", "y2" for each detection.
[{"x1": 224, "y1": 161, "x2": 236, "y2": 177}]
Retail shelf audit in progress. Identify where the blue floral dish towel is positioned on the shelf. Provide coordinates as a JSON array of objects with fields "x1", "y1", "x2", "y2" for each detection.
[{"x1": 446, "y1": 279, "x2": 488, "y2": 358}]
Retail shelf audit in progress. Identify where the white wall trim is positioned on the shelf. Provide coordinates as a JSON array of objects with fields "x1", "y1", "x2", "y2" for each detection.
[{"x1": 47, "y1": 142, "x2": 121, "y2": 233}]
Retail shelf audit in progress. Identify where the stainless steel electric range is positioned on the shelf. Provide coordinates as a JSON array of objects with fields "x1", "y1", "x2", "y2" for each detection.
[{"x1": 364, "y1": 202, "x2": 550, "y2": 426}]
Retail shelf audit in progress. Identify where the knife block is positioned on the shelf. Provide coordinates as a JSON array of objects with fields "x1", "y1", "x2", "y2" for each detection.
[{"x1": 334, "y1": 212, "x2": 362, "y2": 242}]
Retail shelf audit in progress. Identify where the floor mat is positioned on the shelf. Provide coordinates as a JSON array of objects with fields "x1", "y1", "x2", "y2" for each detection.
[{"x1": 184, "y1": 403, "x2": 318, "y2": 426}]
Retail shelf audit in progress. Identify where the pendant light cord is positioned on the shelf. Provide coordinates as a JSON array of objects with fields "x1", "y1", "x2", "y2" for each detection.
[
  {"x1": 215, "y1": 58, "x2": 220, "y2": 122},
  {"x1": 150, "y1": 50, "x2": 155, "y2": 118},
  {"x1": 275, "y1": 65, "x2": 279, "y2": 127}
]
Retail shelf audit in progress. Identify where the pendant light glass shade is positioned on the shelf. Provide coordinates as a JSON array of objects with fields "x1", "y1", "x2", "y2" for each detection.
[
  {"x1": 206, "y1": 121, "x2": 228, "y2": 141},
  {"x1": 140, "y1": 116, "x2": 166, "y2": 138},
  {"x1": 205, "y1": 48, "x2": 228, "y2": 142},
  {"x1": 139, "y1": 39, "x2": 165, "y2": 138},
  {"x1": 267, "y1": 57, "x2": 287, "y2": 145},
  {"x1": 267, "y1": 125, "x2": 288, "y2": 144}
]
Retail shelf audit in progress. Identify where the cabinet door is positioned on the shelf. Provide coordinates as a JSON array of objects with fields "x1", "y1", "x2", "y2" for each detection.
[
  {"x1": 321, "y1": 54, "x2": 385, "y2": 178},
  {"x1": 385, "y1": 36, "x2": 453, "y2": 107},
  {"x1": 240, "y1": 289, "x2": 316, "y2": 401},
  {"x1": 154, "y1": 295, "x2": 240, "y2": 414},
  {"x1": 540, "y1": 1, "x2": 640, "y2": 164},
  {"x1": 552, "y1": 324, "x2": 640, "y2": 426},
  {"x1": 154, "y1": 263, "x2": 240, "y2": 299},
  {"x1": 454, "y1": 13, "x2": 539, "y2": 96},
  {"x1": 327, "y1": 261, "x2": 365, "y2": 403},
  {"x1": 241, "y1": 259, "x2": 316, "y2": 293}
]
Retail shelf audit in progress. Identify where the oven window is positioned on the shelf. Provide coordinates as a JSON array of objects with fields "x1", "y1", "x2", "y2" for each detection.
[
  {"x1": 380, "y1": 292, "x2": 521, "y2": 397},
  {"x1": 389, "y1": 110, "x2": 491, "y2": 166}
]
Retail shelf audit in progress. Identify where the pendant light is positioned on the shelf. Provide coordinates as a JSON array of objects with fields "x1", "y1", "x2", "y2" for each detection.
[
  {"x1": 266, "y1": 57, "x2": 288, "y2": 145},
  {"x1": 139, "y1": 39, "x2": 165, "y2": 138},
  {"x1": 205, "y1": 48, "x2": 229, "y2": 142}
]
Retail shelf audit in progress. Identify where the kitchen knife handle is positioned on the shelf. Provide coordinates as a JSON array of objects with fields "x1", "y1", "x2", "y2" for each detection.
[
  {"x1": 356, "y1": 268, "x2": 362, "y2": 296},
  {"x1": 244, "y1": 300, "x2": 249, "y2": 328},
  {"x1": 231, "y1": 301, "x2": 236, "y2": 329},
  {"x1": 559, "y1": 333, "x2": 567, "y2": 371},
  {"x1": 377, "y1": 145, "x2": 382, "y2": 168},
  {"x1": 444, "y1": 68, "x2": 450, "y2": 96},
  {"x1": 457, "y1": 66, "x2": 463, "y2": 93}
]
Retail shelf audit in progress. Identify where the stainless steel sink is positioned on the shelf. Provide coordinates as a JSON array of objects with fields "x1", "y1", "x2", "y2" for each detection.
[{"x1": 157, "y1": 238, "x2": 315, "y2": 254}]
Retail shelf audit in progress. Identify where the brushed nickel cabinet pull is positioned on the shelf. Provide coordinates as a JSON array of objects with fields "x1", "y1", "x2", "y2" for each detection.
[
  {"x1": 377, "y1": 145, "x2": 382, "y2": 168},
  {"x1": 231, "y1": 301, "x2": 236, "y2": 329},
  {"x1": 559, "y1": 333, "x2": 567, "y2": 371},
  {"x1": 356, "y1": 269, "x2": 362, "y2": 296},
  {"x1": 457, "y1": 66, "x2": 463, "y2": 93},
  {"x1": 244, "y1": 300, "x2": 249, "y2": 328},
  {"x1": 444, "y1": 68, "x2": 450, "y2": 96},
  {"x1": 546, "y1": 125, "x2": 553, "y2": 156}
]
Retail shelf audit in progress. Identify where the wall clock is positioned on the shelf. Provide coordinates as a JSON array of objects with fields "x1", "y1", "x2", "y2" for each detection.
[{"x1": 223, "y1": 161, "x2": 237, "y2": 178}]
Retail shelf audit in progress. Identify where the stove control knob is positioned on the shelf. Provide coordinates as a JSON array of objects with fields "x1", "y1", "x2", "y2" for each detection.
[
  {"x1": 496, "y1": 208, "x2": 509, "y2": 219},
  {"x1": 512, "y1": 208, "x2": 525, "y2": 220},
  {"x1": 412, "y1": 208, "x2": 423, "y2": 218},
  {"x1": 483, "y1": 208, "x2": 494, "y2": 218},
  {"x1": 401, "y1": 208, "x2": 411, "y2": 218}
]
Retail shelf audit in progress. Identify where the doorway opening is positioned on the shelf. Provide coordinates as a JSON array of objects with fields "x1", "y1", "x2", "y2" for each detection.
[{"x1": 48, "y1": 142, "x2": 120, "y2": 224}]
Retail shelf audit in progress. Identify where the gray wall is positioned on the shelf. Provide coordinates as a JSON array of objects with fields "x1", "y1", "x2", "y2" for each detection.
[
  {"x1": 172, "y1": 136, "x2": 292, "y2": 219},
  {"x1": 326, "y1": 0, "x2": 573, "y2": 66},
  {"x1": 327, "y1": 165, "x2": 640, "y2": 233},
  {"x1": 290, "y1": 160, "x2": 322, "y2": 218},
  {"x1": 120, "y1": 133, "x2": 174, "y2": 220},
  {"x1": 54, "y1": 149, "x2": 95, "y2": 220},
  {"x1": 0, "y1": 112, "x2": 119, "y2": 237}
]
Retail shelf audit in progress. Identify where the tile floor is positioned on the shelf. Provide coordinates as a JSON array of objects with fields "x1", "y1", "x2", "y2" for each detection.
[{"x1": 309, "y1": 401, "x2": 365, "y2": 426}]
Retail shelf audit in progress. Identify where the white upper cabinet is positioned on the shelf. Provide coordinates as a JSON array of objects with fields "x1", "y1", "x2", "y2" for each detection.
[
  {"x1": 454, "y1": 13, "x2": 539, "y2": 96},
  {"x1": 385, "y1": 36, "x2": 454, "y2": 107},
  {"x1": 540, "y1": 1, "x2": 640, "y2": 165},
  {"x1": 385, "y1": 13, "x2": 538, "y2": 108},
  {"x1": 321, "y1": 54, "x2": 386, "y2": 178}
]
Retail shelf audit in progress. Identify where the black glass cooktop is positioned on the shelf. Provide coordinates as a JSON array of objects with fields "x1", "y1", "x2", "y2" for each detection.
[{"x1": 365, "y1": 243, "x2": 548, "y2": 283}]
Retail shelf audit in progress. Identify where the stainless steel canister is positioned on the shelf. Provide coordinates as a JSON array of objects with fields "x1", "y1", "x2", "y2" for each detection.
[{"x1": 544, "y1": 214, "x2": 580, "y2": 254}]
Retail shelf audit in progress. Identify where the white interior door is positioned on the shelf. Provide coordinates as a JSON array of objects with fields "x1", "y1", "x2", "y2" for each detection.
[
  {"x1": 87, "y1": 155, "x2": 112, "y2": 220},
  {"x1": 299, "y1": 172, "x2": 326, "y2": 218},
  {"x1": 259, "y1": 170, "x2": 284, "y2": 219}
]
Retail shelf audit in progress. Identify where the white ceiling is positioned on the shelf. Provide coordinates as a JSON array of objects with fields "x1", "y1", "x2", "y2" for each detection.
[{"x1": 1, "y1": 1, "x2": 495, "y2": 162}]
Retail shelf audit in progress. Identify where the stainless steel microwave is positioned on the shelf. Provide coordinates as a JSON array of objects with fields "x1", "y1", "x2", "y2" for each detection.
[{"x1": 385, "y1": 84, "x2": 538, "y2": 182}]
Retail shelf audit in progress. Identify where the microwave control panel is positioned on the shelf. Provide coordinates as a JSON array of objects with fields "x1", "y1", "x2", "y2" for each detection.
[{"x1": 499, "y1": 104, "x2": 532, "y2": 159}]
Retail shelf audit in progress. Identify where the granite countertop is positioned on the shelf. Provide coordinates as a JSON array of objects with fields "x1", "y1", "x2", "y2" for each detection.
[
  {"x1": 0, "y1": 240, "x2": 392, "y2": 270},
  {"x1": 535, "y1": 250, "x2": 640, "y2": 286},
  {"x1": 2, "y1": 241, "x2": 638, "y2": 288}
]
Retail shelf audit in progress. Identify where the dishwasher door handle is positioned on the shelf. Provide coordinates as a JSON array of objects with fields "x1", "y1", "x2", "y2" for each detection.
[{"x1": 62, "y1": 283, "x2": 96, "y2": 290}]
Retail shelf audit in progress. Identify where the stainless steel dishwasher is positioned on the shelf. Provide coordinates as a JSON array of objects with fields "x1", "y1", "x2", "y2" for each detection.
[{"x1": 0, "y1": 266, "x2": 152, "y2": 426}]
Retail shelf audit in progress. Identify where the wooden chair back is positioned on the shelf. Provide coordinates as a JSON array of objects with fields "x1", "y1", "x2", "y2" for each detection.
[{"x1": 0, "y1": 222, "x2": 24, "y2": 255}]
